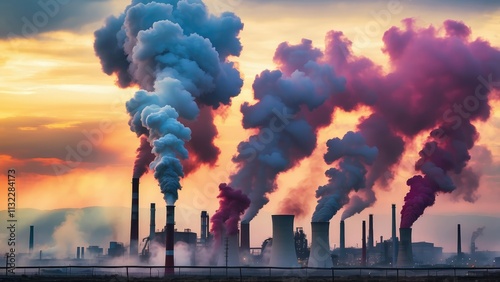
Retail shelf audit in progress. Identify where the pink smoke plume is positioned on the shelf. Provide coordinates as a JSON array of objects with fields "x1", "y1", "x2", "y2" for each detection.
[
  {"x1": 132, "y1": 135, "x2": 156, "y2": 178},
  {"x1": 210, "y1": 183, "x2": 250, "y2": 245},
  {"x1": 398, "y1": 19, "x2": 500, "y2": 228}
]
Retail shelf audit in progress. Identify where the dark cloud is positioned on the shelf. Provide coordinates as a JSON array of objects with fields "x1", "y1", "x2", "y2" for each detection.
[
  {"x1": 0, "y1": 116, "x2": 122, "y2": 175},
  {"x1": 0, "y1": 0, "x2": 115, "y2": 39}
]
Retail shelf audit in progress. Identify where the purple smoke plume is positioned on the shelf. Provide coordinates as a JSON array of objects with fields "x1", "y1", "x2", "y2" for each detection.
[{"x1": 210, "y1": 183, "x2": 250, "y2": 245}]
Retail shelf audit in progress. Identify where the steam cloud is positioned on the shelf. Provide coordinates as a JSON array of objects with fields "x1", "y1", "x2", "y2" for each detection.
[
  {"x1": 312, "y1": 131, "x2": 378, "y2": 222},
  {"x1": 94, "y1": 0, "x2": 243, "y2": 203},
  {"x1": 210, "y1": 183, "x2": 250, "y2": 247},
  {"x1": 230, "y1": 39, "x2": 346, "y2": 222}
]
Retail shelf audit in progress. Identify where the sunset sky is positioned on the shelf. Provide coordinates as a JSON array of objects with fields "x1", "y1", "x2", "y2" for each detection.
[{"x1": 1, "y1": 0, "x2": 500, "y2": 253}]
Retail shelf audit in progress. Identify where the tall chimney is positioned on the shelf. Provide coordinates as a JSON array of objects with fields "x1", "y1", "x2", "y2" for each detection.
[
  {"x1": 339, "y1": 220, "x2": 346, "y2": 260},
  {"x1": 368, "y1": 214, "x2": 374, "y2": 250},
  {"x1": 397, "y1": 228, "x2": 413, "y2": 267},
  {"x1": 270, "y1": 215, "x2": 299, "y2": 267},
  {"x1": 218, "y1": 231, "x2": 240, "y2": 266},
  {"x1": 77, "y1": 247, "x2": 81, "y2": 259},
  {"x1": 81, "y1": 247, "x2": 85, "y2": 259},
  {"x1": 240, "y1": 222, "x2": 250, "y2": 253},
  {"x1": 457, "y1": 224, "x2": 462, "y2": 256},
  {"x1": 150, "y1": 203, "x2": 156, "y2": 241},
  {"x1": 308, "y1": 222, "x2": 332, "y2": 267},
  {"x1": 29, "y1": 225, "x2": 34, "y2": 254},
  {"x1": 200, "y1": 211, "x2": 208, "y2": 244},
  {"x1": 165, "y1": 205, "x2": 175, "y2": 275},
  {"x1": 391, "y1": 204, "x2": 397, "y2": 267},
  {"x1": 130, "y1": 178, "x2": 139, "y2": 256},
  {"x1": 361, "y1": 220, "x2": 367, "y2": 266}
]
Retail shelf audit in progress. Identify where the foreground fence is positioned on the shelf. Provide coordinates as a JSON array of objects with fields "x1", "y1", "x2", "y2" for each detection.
[{"x1": 2, "y1": 265, "x2": 500, "y2": 279}]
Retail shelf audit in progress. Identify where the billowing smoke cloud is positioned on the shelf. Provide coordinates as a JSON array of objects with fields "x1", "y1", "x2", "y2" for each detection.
[
  {"x1": 341, "y1": 114, "x2": 405, "y2": 219},
  {"x1": 210, "y1": 183, "x2": 250, "y2": 245},
  {"x1": 230, "y1": 39, "x2": 346, "y2": 222},
  {"x1": 94, "y1": 0, "x2": 243, "y2": 202},
  {"x1": 397, "y1": 20, "x2": 500, "y2": 228},
  {"x1": 471, "y1": 226, "x2": 485, "y2": 245},
  {"x1": 133, "y1": 135, "x2": 155, "y2": 178},
  {"x1": 310, "y1": 19, "x2": 499, "y2": 222},
  {"x1": 312, "y1": 131, "x2": 378, "y2": 222}
]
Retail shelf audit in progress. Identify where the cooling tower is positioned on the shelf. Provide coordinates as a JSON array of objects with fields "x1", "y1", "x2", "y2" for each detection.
[
  {"x1": 240, "y1": 222, "x2": 250, "y2": 254},
  {"x1": 270, "y1": 215, "x2": 299, "y2": 267},
  {"x1": 29, "y1": 225, "x2": 34, "y2": 254},
  {"x1": 391, "y1": 204, "x2": 397, "y2": 267},
  {"x1": 165, "y1": 205, "x2": 175, "y2": 275},
  {"x1": 130, "y1": 178, "x2": 139, "y2": 256},
  {"x1": 150, "y1": 203, "x2": 156, "y2": 241},
  {"x1": 218, "y1": 232, "x2": 240, "y2": 266},
  {"x1": 457, "y1": 224, "x2": 462, "y2": 256},
  {"x1": 368, "y1": 214, "x2": 374, "y2": 250},
  {"x1": 397, "y1": 228, "x2": 413, "y2": 267},
  {"x1": 361, "y1": 220, "x2": 366, "y2": 266},
  {"x1": 308, "y1": 222, "x2": 332, "y2": 268},
  {"x1": 339, "y1": 220, "x2": 346, "y2": 260}
]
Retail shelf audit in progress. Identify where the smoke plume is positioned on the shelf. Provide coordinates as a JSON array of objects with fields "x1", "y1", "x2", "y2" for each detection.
[
  {"x1": 133, "y1": 135, "x2": 155, "y2": 178},
  {"x1": 311, "y1": 19, "x2": 500, "y2": 223},
  {"x1": 471, "y1": 226, "x2": 485, "y2": 244},
  {"x1": 398, "y1": 19, "x2": 500, "y2": 228},
  {"x1": 210, "y1": 183, "x2": 250, "y2": 246},
  {"x1": 312, "y1": 131, "x2": 378, "y2": 222},
  {"x1": 94, "y1": 0, "x2": 243, "y2": 203},
  {"x1": 230, "y1": 38, "x2": 346, "y2": 222},
  {"x1": 278, "y1": 150, "x2": 325, "y2": 219}
]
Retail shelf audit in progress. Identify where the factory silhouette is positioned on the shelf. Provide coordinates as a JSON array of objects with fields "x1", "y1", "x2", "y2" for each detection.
[
  {"x1": 16, "y1": 178, "x2": 499, "y2": 271},
  {"x1": 8, "y1": 0, "x2": 499, "y2": 278}
]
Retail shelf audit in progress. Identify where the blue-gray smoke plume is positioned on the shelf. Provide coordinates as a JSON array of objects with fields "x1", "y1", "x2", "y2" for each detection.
[
  {"x1": 94, "y1": 0, "x2": 243, "y2": 203},
  {"x1": 230, "y1": 39, "x2": 346, "y2": 222},
  {"x1": 312, "y1": 131, "x2": 378, "y2": 222}
]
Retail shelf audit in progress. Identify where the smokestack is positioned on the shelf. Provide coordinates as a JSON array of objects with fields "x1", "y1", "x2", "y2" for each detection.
[
  {"x1": 240, "y1": 222, "x2": 250, "y2": 254},
  {"x1": 201, "y1": 211, "x2": 208, "y2": 244},
  {"x1": 457, "y1": 224, "x2": 462, "y2": 256},
  {"x1": 29, "y1": 225, "x2": 34, "y2": 254},
  {"x1": 81, "y1": 247, "x2": 85, "y2": 259},
  {"x1": 368, "y1": 214, "x2": 374, "y2": 250},
  {"x1": 218, "y1": 232, "x2": 240, "y2": 266},
  {"x1": 270, "y1": 215, "x2": 299, "y2": 267},
  {"x1": 130, "y1": 178, "x2": 139, "y2": 256},
  {"x1": 361, "y1": 220, "x2": 367, "y2": 266},
  {"x1": 308, "y1": 222, "x2": 332, "y2": 268},
  {"x1": 77, "y1": 247, "x2": 80, "y2": 259},
  {"x1": 391, "y1": 204, "x2": 397, "y2": 267},
  {"x1": 150, "y1": 203, "x2": 156, "y2": 241},
  {"x1": 339, "y1": 220, "x2": 346, "y2": 260},
  {"x1": 165, "y1": 205, "x2": 175, "y2": 275},
  {"x1": 397, "y1": 228, "x2": 413, "y2": 267}
]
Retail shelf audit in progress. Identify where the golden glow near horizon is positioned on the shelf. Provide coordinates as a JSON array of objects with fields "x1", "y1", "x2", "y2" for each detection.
[{"x1": 0, "y1": 1, "x2": 499, "y2": 252}]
